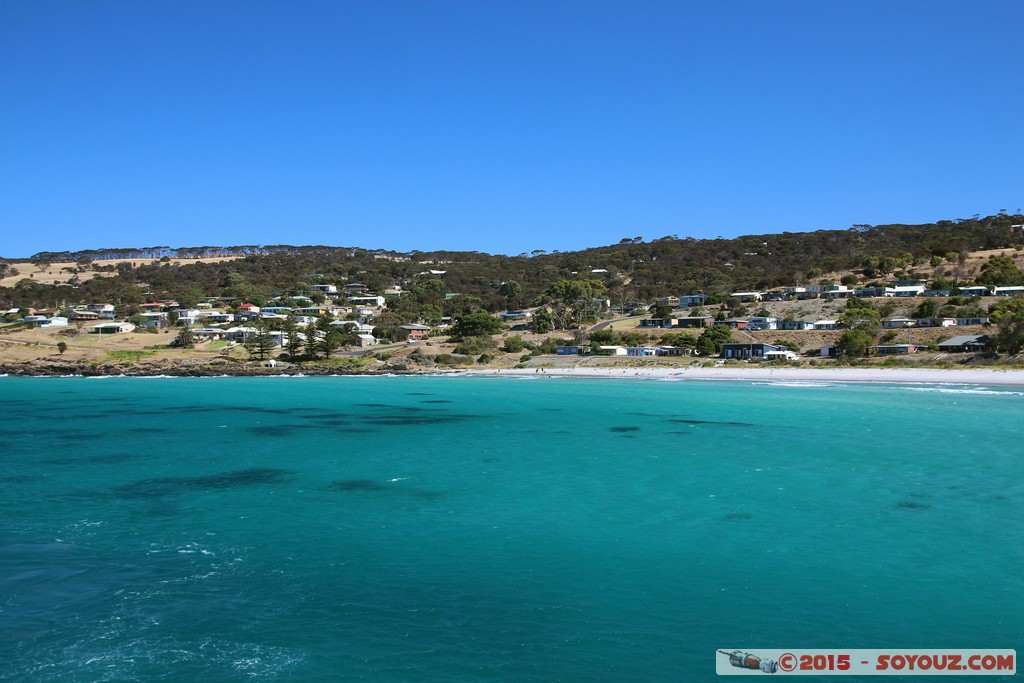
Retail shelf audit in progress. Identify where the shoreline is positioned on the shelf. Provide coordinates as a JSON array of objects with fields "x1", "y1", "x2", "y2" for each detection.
[
  {"x1": 4, "y1": 361, "x2": 1024, "y2": 386},
  {"x1": 458, "y1": 366, "x2": 1024, "y2": 386}
]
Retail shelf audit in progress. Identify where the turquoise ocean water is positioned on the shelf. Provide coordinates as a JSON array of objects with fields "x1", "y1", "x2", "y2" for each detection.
[{"x1": 1, "y1": 375, "x2": 1021, "y2": 681}]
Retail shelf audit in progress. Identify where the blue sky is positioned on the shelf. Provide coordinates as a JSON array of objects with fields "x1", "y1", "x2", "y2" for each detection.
[{"x1": 2, "y1": 1, "x2": 1021, "y2": 258}]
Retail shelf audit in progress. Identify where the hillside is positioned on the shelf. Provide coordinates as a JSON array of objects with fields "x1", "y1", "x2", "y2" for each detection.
[{"x1": 2, "y1": 213, "x2": 1022, "y2": 314}]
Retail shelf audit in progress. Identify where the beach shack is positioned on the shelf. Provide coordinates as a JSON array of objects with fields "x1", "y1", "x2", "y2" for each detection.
[
  {"x1": 720, "y1": 343, "x2": 783, "y2": 360},
  {"x1": 400, "y1": 324, "x2": 432, "y2": 341},
  {"x1": 866, "y1": 344, "x2": 918, "y2": 356},
  {"x1": 937, "y1": 335, "x2": 993, "y2": 353}
]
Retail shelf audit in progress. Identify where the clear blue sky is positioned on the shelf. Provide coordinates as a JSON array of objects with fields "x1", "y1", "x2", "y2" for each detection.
[{"x1": 2, "y1": 1, "x2": 1021, "y2": 258}]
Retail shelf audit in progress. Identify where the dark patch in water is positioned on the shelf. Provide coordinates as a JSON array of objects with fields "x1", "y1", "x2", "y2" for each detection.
[
  {"x1": 114, "y1": 468, "x2": 295, "y2": 498},
  {"x1": 363, "y1": 414, "x2": 478, "y2": 426},
  {"x1": 405, "y1": 392, "x2": 433, "y2": 396},
  {"x1": 41, "y1": 453, "x2": 139, "y2": 465},
  {"x1": 53, "y1": 433, "x2": 91, "y2": 443},
  {"x1": 668, "y1": 419, "x2": 756, "y2": 427},
  {"x1": 141, "y1": 501, "x2": 182, "y2": 518},
  {"x1": 609, "y1": 426, "x2": 640, "y2": 433},
  {"x1": 247, "y1": 425, "x2": 317, "y2": 436},
  {"x1": 304, "y1": 413, "x2": 353, "y2": 422},
  {"x1": 174, "y1": 405, "x2": 297, "y2": 416},
  {"x1": 722, "y1": 513, "x2": 752, "y2": 521},
  {"x1": 124, "y1": 427, "x2": 173, "y2": 434},
  {"x1": 355, "y1": 403, "x2": 428, "y2": 412},
  {"x1": 325, "y1": 479, "x2": 444, "y2": 499},
  {"x1": 665, "y1": 431, "x2": 692, "y2": 436},
  {"x1": 0, "y1": 475, "x2": 42, "y2": 484},
  {"x1": 897, "y1": 501, "x2": 933, "y2": 510},
  {"x1": 328, "y1": 479, "x2": 388, "y2": 491},
  {"x1": 420, "y1": 400, "x2": 453, "y2": 404}
]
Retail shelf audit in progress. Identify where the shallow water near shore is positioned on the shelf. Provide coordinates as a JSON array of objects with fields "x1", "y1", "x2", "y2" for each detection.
[{"x1": 2, "y1": 375, "x2": 1022, "y2": 681}]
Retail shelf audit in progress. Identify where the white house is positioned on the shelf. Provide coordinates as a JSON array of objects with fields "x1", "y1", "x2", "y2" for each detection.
[
  {"x1": 992, "y1": 286, "x2": 1024, "y2": 297},
  {"x1": 915, "y1": 318, "x2": 957, "y2": 328},
  {"x1": 311, "y1": 284, "x2": 338, "y2": 295},
  {"x1": 763, "y1": 349, "x2": 800, "y2": 361},
  {"x1": 882, "y1": 318, "x2": 917, "y2": 329},
  {"x1": 224, "y1": 326, "x2": 259, "y2": 341},
  {"x1": 91, "y1": 322, "x2": 135, "y2": 334},
  {"x1": 191, "y1": 328, "x2": 226, "y2": 340},
  {"x1": 730, "y1": 291, "x2": 763, "y2": 302},
  {"x1": 173, "y1": 309, "x2": 203, "y2": 325},
  {"x1": 747, "y1": 316, "x2": 779, "y2": 330},
  {"x1": 348, "y1": 295, "x2": 386, "y2": 308},
  {"x1": 884, "y1": 285, "x2": 926, "y2": 297}
]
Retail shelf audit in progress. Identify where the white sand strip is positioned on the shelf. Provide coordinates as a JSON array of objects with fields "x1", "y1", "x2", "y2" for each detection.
[{"x1": 460, "y1": 366, "x2": 1024, "y2": 386}]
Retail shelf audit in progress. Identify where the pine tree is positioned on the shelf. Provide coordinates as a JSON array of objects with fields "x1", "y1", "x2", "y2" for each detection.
[
  {"x1": 282, "y1": 315, "x2": 304, "y2": 359},
  {"x1": 243, "y1": 320, "x2": 275, "y2": 360}
]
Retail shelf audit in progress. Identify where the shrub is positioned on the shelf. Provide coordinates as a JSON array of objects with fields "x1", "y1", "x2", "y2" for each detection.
[
  {"x1": 454, "y1": 335, "x2": 497, "y2": 355},
  {"x1": 502, "y1": 335, "x2": 526, "y2": 353}
]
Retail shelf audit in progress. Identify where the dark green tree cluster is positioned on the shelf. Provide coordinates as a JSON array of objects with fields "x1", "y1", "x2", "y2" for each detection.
[
  {"x1": 990, "y1": 296, "x2": 1024, "y2": 354},
  {"x1": 4, "y1": 213, "x2": 1023, "y2": 319},
  {"x1": 695, "y1": 324, "x2": 733, "y2": 356}
]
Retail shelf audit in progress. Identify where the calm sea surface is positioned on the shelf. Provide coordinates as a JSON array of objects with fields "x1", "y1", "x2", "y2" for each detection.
[{"x1": 1, "y1": 375, "x2": 1021, "y2": 681}]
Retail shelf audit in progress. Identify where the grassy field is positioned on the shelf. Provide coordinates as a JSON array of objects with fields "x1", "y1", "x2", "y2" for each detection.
[{"x1": 0, "y1": 255, "x2": 245, "y2": 288}]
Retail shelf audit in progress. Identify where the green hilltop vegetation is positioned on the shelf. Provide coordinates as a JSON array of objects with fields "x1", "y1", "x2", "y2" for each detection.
[{"x1": 4, "y1": 213, "x2": 1023, "y2": 312}]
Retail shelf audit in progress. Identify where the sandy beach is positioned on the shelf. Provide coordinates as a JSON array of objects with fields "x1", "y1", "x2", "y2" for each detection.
[{"x1": 462, "y1": 366, "x2": 1024, "y2": 386}]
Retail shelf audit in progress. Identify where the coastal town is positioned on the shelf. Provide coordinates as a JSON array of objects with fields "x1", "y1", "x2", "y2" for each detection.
[{"x1": 2, "y1": 247, "x2": 1022, "y2": 375}]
